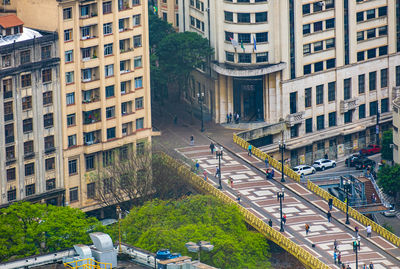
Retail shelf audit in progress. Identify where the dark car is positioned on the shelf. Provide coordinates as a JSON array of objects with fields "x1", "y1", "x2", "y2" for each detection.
[
  {"x1": 360, "y1": 144, "x2": 381, "y2": 155},
  {"x1": 354, "y1": 157, "x2": 376, "y2": 170},
  {"x1": 345, "y1": 153, "x2": 361, "y2": 167}
]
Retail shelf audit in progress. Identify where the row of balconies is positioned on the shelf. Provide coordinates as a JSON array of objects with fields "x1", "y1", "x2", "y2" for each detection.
[{"x1": 81, "y1": 121, "x2": 134, "y2": 146}]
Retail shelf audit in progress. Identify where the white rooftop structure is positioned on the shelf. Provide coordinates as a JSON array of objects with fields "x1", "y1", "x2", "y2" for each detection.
[{"x1": 0, "y1": 27, "x2": 42, "y2": 47}]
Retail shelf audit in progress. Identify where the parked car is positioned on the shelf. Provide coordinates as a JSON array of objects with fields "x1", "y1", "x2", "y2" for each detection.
[
  {"x1": 313, "y1": 159, "x2": 336, "y2": 171},
  {"x1": 382, "y1": 205, "x2": 396, "y2": 217},
  {"x1": 354, "y1": 157, "x2": 376, "y2": 170},
  {"x1": 345, "y1": 153, "x2": 361, "y2": 167},
  {"x1": 293, "y1": 165, "x2": 316, "y2": 176},
  {"x1": 360, "y1": 144, "x2": 381, "y2": 155}
]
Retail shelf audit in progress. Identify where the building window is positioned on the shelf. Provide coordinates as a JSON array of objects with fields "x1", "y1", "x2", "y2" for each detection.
[
  {"x1": 379, "y1": 46, "x2": 388, "y2": 56},
  {"x1": 255, "y1": 12, "x2": 267, "y2": 22},
  {"x1": 358, "y1": 74, "x2": 365, "y2": 93},
  {"x1": 357, "y1": 51, "x2": 365, "y2": 62},
  {"x1": 369, "y1": 71, "x2": 376, "y2": 91},
  {"x1": 2, "y1": 54, "x2": 11, "y2": 67},
  {"x1": 103, "y1": 1, "x2": 112, "y2": 13},
  {"x1": 256, "y1": 52, "x2": 268, "y2": 63},
  {"x1": 316, "y1": 85, "x2": 323, "y2": 105},
  {"x1": 370, "y1": 101, "x2": 378, "y2": 116},
  {"x1": 42, "y1": 69, "x2": 52, "y2": 83},
  {"x1": 43, "y1": 91, "x2": 53, "y2": 105},
  {"x1": 303, "y1": 24, "x2": 310, "y2": 35},
  {"x1": 344, "y1": 110, "x2": 352, "y2": 123},
  {"x1": 103, "y1": 150, "x2": 114, "y2": 166},
  {"x1": 67, "y1": 113, "x2": 76, "y2": 126},
  {"x1": 45, "y1": 157, "x2": 55, "y2": 171},
  {"x1": 224, "y1": 11, "x2": 233, "y2": 21},
  {"x1": 357, "y1": 11, "x2": 364, "y2": 22},
  {"x1": 7, "y1": 168, "x2": 16, "y2": 181},
  {"x1": 381, "y1": 68, "x2": 388, "y2": 88},
  {"x1": 66, "y1": 71, "x2": 74, "y2": 84},
  {"x1": 396, "y1": 66, "x2": 400, "y2": 86},
  {"x1": 4, "y1": 101, "x2": 13, "y2": 121},
  {"x1": 105, "y1": 85, "x2": 115, "y2": 98},
  {"x1": 23, "y1": 118, "x2": 33, "y2": 133},
  {"x1": 104, "y1": 43, "x2": 113, "y2": 56},
  {"x1": 238, "y1": 53, "x2": 251, "y2": 63},
  {"x1": 26, "y1": 184, "x2": 35, "y2": 196},
  {"x1": 317, "y1": 115, "x2": 324, "y2": 130},
  {"x1": 70, "y1": 187, "x2": 78, "y2": 202},
  {"x1": 344, "y1": 78, "x2": 351, "y2": 100},
  {"x1": 134, "y1": 35, "x2": 142, "y2": 47},
  {"x1": 326, "y1": 59, "x2": 336, "y2": 69},
  {"x1": 326, "y1": 38, "x2": 335, "y2": 49},
  {"x1": 63, "y1": 7, "x2": 72, "y2": 19},
  {"x1": 381, "y1": 98, "x2": 389, "y2": 113},
  {"x1": 303, "y1": 44, "x2": 311, "y2": 55},
  {"x1": 136, "y1": 117, "x2": 144, "y2": 130},
  {"x1": 290, "y1": 124, "x2": 298, "y2": 138},
  {"x1": 303, "y1": 4, "x2": 310, "y2": 14},
  {"x1": 66, "y1": 92, "x2": 75, "y2": 105},
  {"x1": 314, "y1": 61, "x2": 323, "y2": 72},
  {"x1": 7, "y1": 189, "x2": 16, "y2": 201},
  {"x1": 326, "y1": 18, "x2": 335, "y2": 29},
  {"x1": 379, "y1": 26, "x2": 388, "y2": 36},
  {"x1": 238, "y1": 33, "x2": 251, "y2": 44},
  {"x1": 305, "y1": 118, "x2": 312, "y2": 133},
  {"x1": 313, "y1": 21, "x2": 322, "y2": 32},
  {"x1": 45, "y1": 136, "x2": 54, "y2": 151},
  {"x1": 24, "y1": 140, "x2": 34, "y2": 156},
  {"x1": 357, "y1": 31, "x2": 364, "y2": 41},
  {"x1": 304, "y1": 64, "x2": 311, "y2": 75},
  {"x1": 68, "y1": 159, "x2": 77, "y2": 175},
  {"x1": 314, "y1": 41, "x2": 323, "y2": 52},
  {"x1": 226, "y1": 51, "x2": 234, "y2": 62},
  {"x1": 103, "y1": 22, "x2": 112, "y2": 35},
  {"x1": 359, "y1": 104, "x2": 366, "y2": 119},
  {"x1": 87, "y1": 183, "x2": 95, "y2": 198},
  {"x1": 41, "y1": 46, "x2": 51, "y2": 59},
  {"x1": 135, "y1": 77, "x2": 143, "y2": 88},
  {"x1": 237, "y1": 13, "x2": 250, "y2": 23},
  {"x1": 68, "y1": 134, "x2": 77, "y2": 147},
  {"x1": 44, "y1": 113, "x2": 53, "y2": 128},
  {"x1": 290, "y1": 92, "x2": 297, "y2": 114},
  {"x1": 133, "y1": 14, "x2": 141, "y2": 26},
  {"x1": 106, "y1": 106, "x2": 115, "y2": 119},
  {"x1": 107, "y1": 127, "x2": 116, "y2": 140},
  {"x1": 6, "y1": 145, "x2": 14, "y2": 161},
  {"x1": 379, "y1": 6, "x2": 387, "y2": 17},
  {"x1": 20, "y1": 50, "x2": 31, "y2": 64},
  {"x1": 328, "y1": 82, "x2": 335, "y2": 102},
  {"x1": 65, "y1": 50, "x2": 73, "y2": 63},
  {"x1": 256, "y1": 32, "x2": 268, "y2": 43},
  {"x1": 367, "y1": 48, "x2": 376, "y2": 59},
  {"x1": 134, "y1": 56, "x2": 142, "y2": 68},
  {"x1": 225, "y1": 31, "x2": 234, "y2": 41},
  {"x1": 86, "y1": 155, "x2": 95, "y2": 171},
  {"x1": 328, "y1": 112, "x2": 336, "y2": 127},
  {"x1": 135, "y1": 97, "x2": 144, "y2": 109},
  {"x1": 25, "y1": 163, "x2": 35, "y2": 176},
  {"x1": 105, "y1": 64, "x2": 114, "y2": 77},
  {"x1": 366, "y1": 28, "x2": 376, "y2": 39},
  {"x1": 46, "y1": 178, "x2": 56, "y2": 191},
  {"x1": 22, "y1": 96, "x2": 32, "y2": 110},
  {"x1": 305, "y1": 88, "x2": 312, "y2": 108},
  {"x1": 64, "y1": 29, "x2": 72, "y2": 41},
  {"x1": 366, "y1": 9, "x2": 375, "y2": 20}
]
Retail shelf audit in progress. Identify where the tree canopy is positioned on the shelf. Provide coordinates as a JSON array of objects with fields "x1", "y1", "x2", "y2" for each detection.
[
  {"x1": 381, "y1": 129, "x2": 393, "y2": 161},
  {"x1": 148, "y1": 12, "x2": 174, "y2": 48},
  {"x1": 377, "y1": 164, "x2": 400, "y2": 200},
  {"x1": 117, "y1": 195, "x2": 271, "y2": 269},
  {"x1": 0, "y1": 202, "x2": 102, "y2": 262}
]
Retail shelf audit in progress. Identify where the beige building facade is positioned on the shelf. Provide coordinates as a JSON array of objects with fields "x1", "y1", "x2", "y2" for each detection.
[
  {"x1": 157, "y1": 0, "x2": 180, "y2": 29},
  {"x1": 392, "y1": 94, "x2": 400, "y2": 164},
  {"x1": 168, "y1": 0, "x2": 400, "y2": 164},
  {"x1": 13, "y1": 0, "x2": 152, "y2": 211}
]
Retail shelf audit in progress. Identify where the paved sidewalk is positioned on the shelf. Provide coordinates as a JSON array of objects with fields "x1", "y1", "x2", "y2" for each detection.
[{"x1": 152, "y1": 102, "x2": 400, "y2": 269}]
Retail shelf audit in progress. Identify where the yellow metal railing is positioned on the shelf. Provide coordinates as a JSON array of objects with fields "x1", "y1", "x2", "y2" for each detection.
[
  {"x1": 64, "y1": 258, "x2": 112, "y2": 269},
  {"x1": 233, "y1": 133, "x2": 400, "y2": 248},
  {"x1": 160, "y1": 152, "x2": 330, "y2": 269}
]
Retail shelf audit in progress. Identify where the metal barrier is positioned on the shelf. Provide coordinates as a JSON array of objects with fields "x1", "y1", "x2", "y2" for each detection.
[
  {"x1": 160, "y1": 152, "x2": 330, "y2": 269},
  {"x1": 233, "y1": 134, "x2": 400, "y2": 249},
  {"x1": 64, "y1": 258, "x2": 112, "y2": 269}
]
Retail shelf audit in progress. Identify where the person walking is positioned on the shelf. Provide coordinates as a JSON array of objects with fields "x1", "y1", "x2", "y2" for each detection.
[
  {"x1": 366, "y1": 224, "x2": 372, "y2": 237},
  {"x1": 265, "y1": 157, "x2": 269, "y2": 168},
  {"x1": 190, "y1": 135, "x2": 194, "y2": 146},
  {"x1": 337, "y1": 251, "x2": 341, "y2": 265},
  {"x1": 355, "y1": 226, "x2": 359, "y2": 237},
  {"x1": 230, "y1": 177, "x2": 234, "y2": 188},
  {"x1": 209, "y1": 142, "x2": 215, "y2": 155},
  {"x1": 268, "y1": 219, "x2": 273, "y2": 227},
  {"x1": 333, "y1": 251, "x2": 337, "y2": 264},
  {"x1": 346, "y1": 264, "x2": 351, "y2": 269},
  {"x1": 203, "y1": 171, "x2": 208, "y2": 181},
  {"x1": 229, "y1": 112, "x2": 232, "y2": 123},
  {"x1": 226, "y1": 113, "x2": 229, "y2": 123},
  {"x1": 237, "y1": 194, "x2": 241, "y2": 204},
  {"x1": 327, "y1": 210, "x2": 332, "y2": 222},
  {"x1": 305, "y1": 223, "x2": 310, "y2": 235},
  {"x1": 282, "y1": 214, "x2": 287, "y2": 225},
  {"x1": 369, "y1": 262, "x2": 374, "y2": 269},
  {"x1": 195, "y1": 160, "x2": 200, "y2": 172},
  {"x1": 333, "y1": 239, "x2": 338, "y2": 251},
  {"x1": 328, "y1": 198, "x2": 333, "y2": 210},
  {"x1": 215, "y1": 166, "x2": 220, "y2": 178},
  {"x1": 248, "y1": 144, "x2": 252, "y2": 156}
]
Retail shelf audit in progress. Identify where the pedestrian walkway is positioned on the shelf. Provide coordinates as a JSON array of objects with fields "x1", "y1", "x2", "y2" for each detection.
[{"x1": 152, "y1": 101, "x2": 400, "y2": 268}]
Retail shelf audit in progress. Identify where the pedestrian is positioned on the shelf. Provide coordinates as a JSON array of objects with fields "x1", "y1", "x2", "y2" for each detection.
[
  {"x1": 237, "y1": 194, "x2": 241, "y2": 204},
  {"x1": 362, "y1": 264, "x2": 367, "y2": 269},
  {"x1": 282, "y1": 214, "x2": 287, "y2": 225},
  {"x1": 209, "y1": 142, "x2": 215, "y2": 155},
  {"x1": 195, "y1": 160, "x2": 199, "y2": 172},
  {"x1": 333, "y1": 239, "x2": 338, "y2": 251},
  {"x1": 190, "y1": 135, "x2": 194, "y2": 146},
  {"x1": 215, "y1": 166, "x2": 220, "y2": 178},
  {"x1": 371, "y1": 193, "x2": 376, "y2": 203},
  {"x1": 333, "y1": 250, "x2": 337, "y2": 264},
  {"x1": 268, "y1": 218, "x2": 273, "y2": 227},
  {"x1": 355, "y1": 226, "x2": 359, "y2": 237},
  {"x1": 270, "y1": 169, "x2": 274, "y2": 178},
  {"x1": 328, "y1": 198, "x2": 333, "y2": 210},
  {"x1": 266, "y1": 169, "x2": 271, "y2": 180},
  {"x1": 327, "y1": 210, "x2": 332, "y2": 222},
  {"x1": 324, "y1": 153, "x2": 328, "y2": 159},
  {"x1": 203, "y1": 171, "x2": 208, "y2": 181},
  {"x1": 248, "y1": 144, "x2": 252, "y2": 156},
  {"x1": 265, "y1": 157, "x2": 269, "y2": 168},
  {"x1": 235, "y1": 113, "x2": 240, "y2": 124},
  {"x1": 173, "y1": 115, "x2": 178, "y2": 125},
  {"x1": 305, "y1": 223, "x2": 310, "y2": 235},
  {"x1": 366, "y1": 224, "x2": 372, "y2": 237},
  {"x1": 369, "y1": 262, "x2": 374, "y2": 269},
  {"x1": 229, "y1": 112, "x2": 232, "y2": 123},
  {"x1": 300, "y1": 173, "x2": 305, "y2": 181},
  {"x1": 230, "y1": 177, "x2": 234, "y2": 188},
  {"x1": 346, "y1": 264, "x2": 351, "y2": 269},
  {"x1": 337, "y1": 251, "x2": 341, "y2": 265}
]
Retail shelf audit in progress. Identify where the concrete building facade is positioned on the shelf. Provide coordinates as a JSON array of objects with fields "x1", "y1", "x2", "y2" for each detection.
[
  {"x1": 167, "y1": 0, "x2": 400, "y2": 164},
  {"x1": 0, "y1": 15, "x2": 64, "y2": 207},
  {"x1": 13, "y1": 0, "x2": 153, "y2": 211},
  {"x1": 157, "y1": 0, "x2": 180, "y2": 29}
]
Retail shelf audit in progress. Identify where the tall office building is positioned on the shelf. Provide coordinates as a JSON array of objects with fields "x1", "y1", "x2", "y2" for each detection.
[
  {"x1": 13, "y1": 0, "x2": 152, "y2": 211},
  {"x1": 168, "y1": 0, "x2": 400, "y2": 164},
  {"x1": 0, "y1": 15, "x2": 64, "y2": 207},
  {"x1": 157, "y1": 0, "x2": 180, "y2": 29}
]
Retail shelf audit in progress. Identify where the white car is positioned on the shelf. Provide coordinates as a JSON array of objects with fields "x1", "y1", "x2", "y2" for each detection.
[
  {"x1": 313, "y1": 159, "x2": 336, "y2": 171},
  {"x1": 293, "y1": 165, "x2": 316, "y2": 176}
]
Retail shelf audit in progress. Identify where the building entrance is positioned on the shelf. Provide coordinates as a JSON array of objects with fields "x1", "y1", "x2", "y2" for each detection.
[{"x1": 233, "y1": 77, "x2": 264, "y2": 121}]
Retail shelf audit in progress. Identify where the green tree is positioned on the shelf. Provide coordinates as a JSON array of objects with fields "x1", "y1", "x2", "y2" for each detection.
[
  {"x1": 377, "y1": 164, "x2": 400, "y2": 201},
  {"x1": 148, "y1": 12, "x2": 174, "y2": 49},
  {"x1": 381, "y1": 129, "x2": 393, "y2": 161},
  {"x1": 117, "y1": 195, "x2": 271, "y2": 269},
  {"x1": 0, "y1": 202, "x2": 101, "y2": 262}
]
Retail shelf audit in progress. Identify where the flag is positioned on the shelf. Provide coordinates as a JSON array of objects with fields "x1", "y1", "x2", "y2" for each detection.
[
  {"x1": 153, "y1": 6, "x2": 158, "y2": 14},
  {"x1": 253, "y1": 35, "x2": 257, "y2": 51},
  {"x1": 230, "y1": 37, "x2": 238, "y2": 48},
  {"x1": 241, "y1": 40, "x2": 245, "y2": 52}
]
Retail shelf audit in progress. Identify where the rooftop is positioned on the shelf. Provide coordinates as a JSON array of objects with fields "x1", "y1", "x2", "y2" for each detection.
[
  {"x1": 0, "y1": 27, "x2": 42, "y2": 47},
  {"x1": 0, "y1": 14, "x2": 23, "y2": 29}
]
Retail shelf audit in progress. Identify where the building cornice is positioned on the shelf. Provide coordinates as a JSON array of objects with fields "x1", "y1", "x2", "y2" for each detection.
[{"x1": 211, "y1": 62, "x2": 286, "y2": 77}]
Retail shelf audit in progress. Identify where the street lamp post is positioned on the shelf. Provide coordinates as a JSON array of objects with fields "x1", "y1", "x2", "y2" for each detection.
[
  {"x1": 116, "y1": 205, "x2": 122, "y2": 254},
  {"x1": 185, "y1": 241, "x2": 214, "y2": 262},
  {"x1": 344, "y1": 179, "x2": 351, "y2": 224},
  {"x1": 216, "y1": 147, "x2": 223, "y2": 189},
  {"x1": 277, "y1": 188, "x2": 285, "y2": 232},
  {"x1": 197, "y1": 92, "x2": 205, "y2": 132},
  {"x1": 352, "y1": 236, "x2": 361, "y2": 268},
  {"x1": 279, "y1": 139, "x2": 286, "y2": 182}
]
